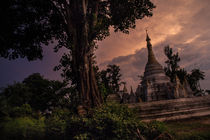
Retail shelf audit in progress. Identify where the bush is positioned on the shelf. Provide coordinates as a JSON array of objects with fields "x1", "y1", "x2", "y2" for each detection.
[
  {"x1": 45, "y1": 108, "x2": 70, "y2": 140},
  {"x1": 143, "y1": 121, "x2": 168, "y2": 139},
  {"x1": 66, "y1": 103, "x2": 168, "y2": 140},
  {"x1": 0, "y1": 117, "x2": 45, "y2": 140},
  {"x1": 9, "y1": 104, "x2": 32, "y2": 117},
  {"x1": 0, "y1": 103, "x2": 169, "y2": 140}
]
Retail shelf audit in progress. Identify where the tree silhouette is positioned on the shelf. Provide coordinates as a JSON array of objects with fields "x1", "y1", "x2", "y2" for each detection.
[
  {"x1": 188, "y1": 69, "x2": 205, "y2": 92},
  {"x1": 0, "y1": 0, "x2": 155, "y2": 107},
  {"x1": 106, "y1": 64, "x2": 122, "y2": 93},
  {"x1": 164, "y1": 45, "x2": 181, "y2": 82},
  {"x1": 100, "y1": 64, "x2": 123, "y2": 94},
  {"x1": 0, "y1": 73, "x2": 69, "y2": 112},
  {"x1": 164, "y1": 46, "x2": 205, "y2": 93},
  {"x1": 176, "y1": 68, "x2": 188, "y2": 84}
]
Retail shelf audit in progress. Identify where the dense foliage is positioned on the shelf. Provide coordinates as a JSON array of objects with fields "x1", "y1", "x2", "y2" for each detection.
[
  {"x1": 0, "y1": 103, "x2": 168, "y2": 140},
  {"x1": 98, "y1": 64, "x2": 124, "y2": 100},
  {"x1": 0, "y1": 74, "x2": 170, "y2": 140},
  {"x1": 0, "y1": 0, "x2": 155, "y2": 107},
  {"x1": 66, "y1": 103, "x2": 168, "y2": 140},
  {"x1": 0, "y1": 73, "x2": 73, "y2": 113}
]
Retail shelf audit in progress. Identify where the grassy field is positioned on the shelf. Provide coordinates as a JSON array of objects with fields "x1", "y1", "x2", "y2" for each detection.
[{"x1": 164, "y1": 116, "x2": 210, "y2": 140}]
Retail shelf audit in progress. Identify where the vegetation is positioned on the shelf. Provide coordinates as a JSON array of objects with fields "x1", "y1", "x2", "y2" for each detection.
[
  {"x1": 1, "y1": 0, "x2": 208, "y2": 139},
  {"x1": 164, "y1": 45, "x2": 205, "y2": 94},
  {"x1": 188, "y1": 69, "x2": 205, "y2": 94},
  {"x1": 164, "y1": 45, "x2": 181, "y2": 83},
  {"x1": 0, "y1": 75, "x2": 168, "y2": 140},
  {"x1": 99, "y1": 64, "x2": 123, "y2": 100},
  {"x1": 0, "y1": 103, "x2": 167, "y2": 140},
  {"x1": 0, "y1": 0, "x2": 155, "y2": 108},
  {"x1": 1, "y1": 73, "x2": 209, "y2": 140},
  {"x1": 0, "y1": 73, "x2": 74, "y2": 113}
]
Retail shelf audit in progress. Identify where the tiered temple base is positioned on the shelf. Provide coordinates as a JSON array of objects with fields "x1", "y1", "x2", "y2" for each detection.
[{"x1": 128, "y1": 95, "x2": 210, "y2": 122}]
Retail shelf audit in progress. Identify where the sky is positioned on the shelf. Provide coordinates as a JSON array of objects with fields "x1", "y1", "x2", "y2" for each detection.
[
  {"x1": 1, "y1": 0, "x2": 210, "y2": 91},
  {"x1": 96, "y1": 0, "x2": 210, "y2": 91}
]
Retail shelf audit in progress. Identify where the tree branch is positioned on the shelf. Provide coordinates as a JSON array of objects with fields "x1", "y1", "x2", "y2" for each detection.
[{"x1": 49, "y1": 0, "x2": 68, "y2": 25}]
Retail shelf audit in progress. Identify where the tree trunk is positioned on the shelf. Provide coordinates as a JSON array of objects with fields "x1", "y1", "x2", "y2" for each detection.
[
  {"x1": 79, "y1": 54, "x2": 103, "y2": 107},
  {"x1": 73, "y1": 38, "x2": 103, "y2": 108},
  {"x1": 69, "y1": 0, "x2": 103, "y2": 108}
]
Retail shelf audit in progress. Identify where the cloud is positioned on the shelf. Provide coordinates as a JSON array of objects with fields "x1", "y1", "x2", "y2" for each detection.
[{"x1": 97, "y1": 0, "x2": 210, "y2": 91}]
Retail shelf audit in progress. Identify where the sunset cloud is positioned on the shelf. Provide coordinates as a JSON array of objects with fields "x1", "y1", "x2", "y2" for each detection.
[{"x1": 97, "y1": 0, "x2": 210, "y2": 90}]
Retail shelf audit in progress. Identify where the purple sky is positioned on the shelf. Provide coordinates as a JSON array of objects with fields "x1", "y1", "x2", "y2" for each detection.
[{"x1": 0, "y1": 46, "x2": 64, "y2": 87}]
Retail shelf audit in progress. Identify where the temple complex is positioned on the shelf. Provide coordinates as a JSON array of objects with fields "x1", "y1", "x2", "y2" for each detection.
[
  {"x1": 118, "y1": 31, "x2": 193, "y2": 103},
  {"x1": 107, "y1": 31, "x2": 210, "y2": 122},
  {"x1": 135, "y1": 31, "x2": 193, "y2": 102},
  {"x1": 108, "y1": 31, "x2": 193, "y2": 104},
  {"x1": 134, "y1": 31, "x2": 193, "y2": 102}
]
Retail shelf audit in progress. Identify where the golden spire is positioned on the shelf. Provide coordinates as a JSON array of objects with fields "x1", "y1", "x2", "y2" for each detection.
[{"x1": 146, "y1": 30, "x2": 159, "y2": 65}]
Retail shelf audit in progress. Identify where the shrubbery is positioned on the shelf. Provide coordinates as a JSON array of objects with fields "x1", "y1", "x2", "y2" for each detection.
[
  {"x1": 45, "y1": 108, "x2": 70, "y2": 140},
  {"x1": 66, "y1": 103, "x2": 168, "y2": 140},
  {"x1": 0, "y1": 103, "x2": 168, "y2": 140},
  {"x1": 0, "y1": 117, "x2": 45, "y2": 140},
  {"x1": 0, "y1": 74, "x2": 169, "y2": 140}
]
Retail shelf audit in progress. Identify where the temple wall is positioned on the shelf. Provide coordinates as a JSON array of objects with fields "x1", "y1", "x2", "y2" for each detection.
[{"x1": 128, "y1": 95, "x2": 210, "y2": 122}]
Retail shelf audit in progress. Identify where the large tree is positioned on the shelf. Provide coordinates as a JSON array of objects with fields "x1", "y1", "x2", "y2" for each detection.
[{"x1": 0, "y1": 0, "x2": 155, "y2": 107}]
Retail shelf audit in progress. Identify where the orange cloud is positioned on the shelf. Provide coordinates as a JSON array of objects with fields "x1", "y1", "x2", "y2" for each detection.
[{"x1": 97, "y1": 0, "x2": 210, "y2": 91}]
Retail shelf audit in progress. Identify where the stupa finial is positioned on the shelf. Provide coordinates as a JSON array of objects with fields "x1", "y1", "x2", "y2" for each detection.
[{"x1": 145, "y1": 30, "x2": 159, "y2": 65}]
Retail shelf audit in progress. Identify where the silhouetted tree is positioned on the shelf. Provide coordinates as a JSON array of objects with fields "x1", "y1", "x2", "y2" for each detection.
[
  {"x1": 164, "y1": 46, "x2": 205, "y2": 93},
  {"x1": 164, "y1": 45, "x2": 181, "y2": 82},
  {"x1": 0, "y1": 83, "x2": 31, "y2": 107},
  {"x1": 0, "y1": 73, "x2": 69, "y2": 112},
  {"x1": 106, "y1": 65, "x2": 122, "y2": 93},
  {"x1": 176, "y1": 68, "x2": 188, "y2": 84},
  {"x1": 0, "y1": 0, "x2": 155, "y2": 107},
  {"x1": 188, "y1": 69, "x2": 205, "y2": 92},
  {"x1": 100, "y1": 64, "x2": 123, "y2": 96}
]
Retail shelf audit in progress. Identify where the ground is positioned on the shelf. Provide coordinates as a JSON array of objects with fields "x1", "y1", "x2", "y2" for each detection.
[{"x1": 165, "y1": 116, "x2": 210, "y2": 140}]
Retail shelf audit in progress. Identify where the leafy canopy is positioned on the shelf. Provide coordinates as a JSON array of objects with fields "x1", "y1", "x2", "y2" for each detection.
[
  {"x1": 0, "y1": 73, "x2": 70, "y2": 112},
  {"x1": 0, "y1": 0, "x2": 155, "y2": 61}
]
